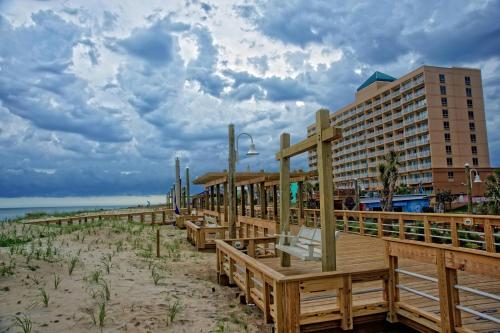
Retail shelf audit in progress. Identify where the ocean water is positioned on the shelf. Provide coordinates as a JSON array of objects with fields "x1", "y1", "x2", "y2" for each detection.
[{"x1": 0, "y1": 205, "x2": 131, "y2": 222}]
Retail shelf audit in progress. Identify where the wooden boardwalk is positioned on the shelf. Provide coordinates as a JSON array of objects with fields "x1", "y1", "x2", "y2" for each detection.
[{"x1": 218, "y1": 233, "x2": 499, "y2": 332}]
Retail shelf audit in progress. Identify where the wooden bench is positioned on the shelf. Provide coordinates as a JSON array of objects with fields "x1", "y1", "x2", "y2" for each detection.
[
  {"x1": 276, "y1": 226, "x2": 340, "y2": 261},
  {"x1": 204, "y1": 215, "x2": 218, "y2": 226}
]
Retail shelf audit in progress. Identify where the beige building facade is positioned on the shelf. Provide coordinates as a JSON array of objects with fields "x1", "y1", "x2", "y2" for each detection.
[{"x1": 307, "y1": 65, "x2": 493, "y2": 195}]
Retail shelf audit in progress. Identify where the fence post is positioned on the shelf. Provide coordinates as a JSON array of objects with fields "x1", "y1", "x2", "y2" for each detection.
[
  {"x1": 340, "y1": 275, "x2": 353, "y2": 330},
  {"x1": 398, "y1": 215, "x2": 405, "y2": 239},
  {"x1": 484, "y1": 219, "x2": 495, "y2": 252},
  {"x1": 437, "y1": 249, "x2": 461, "y2": 332},
  {"x1": 424, "y1": 216, "x2": 431, "y2": 243},
  {"x1": 386, "y1": 242, "x2": 399, "y2": 323},
  {"x1": 156, "y1": 229, "x2": 160, "y2": 258}
]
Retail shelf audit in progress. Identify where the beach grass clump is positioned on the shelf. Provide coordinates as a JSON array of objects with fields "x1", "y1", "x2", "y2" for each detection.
[
  {"x1": 53, "y1": 273, "x2": 61, "y2": 290},
  {"x1": 68, "y1": 256, "x2": 79, "y2": 276},
  {"x1": 13, "y1": 314, "x2": 32, "y2": 333},
  {"x1": 166, "y1": 300, "x2": 183, "y2": 326},
  {"x1": 88, "y1": 270, "x2": 102, "y2": 284},
  {"x1": 151, "y1": 266, "x2": 164, "y2": 286},
  {"x1": 0, "y1": 258, "x2": 16, "y2": 276},
  {"x1": 39, "y1": 287, "x2": 50, "y2": 307}
]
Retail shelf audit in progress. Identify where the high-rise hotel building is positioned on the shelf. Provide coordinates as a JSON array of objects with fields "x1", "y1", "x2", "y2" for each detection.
[{"x1": 307, "y1": 66, "x2": 492, "y2": 195}]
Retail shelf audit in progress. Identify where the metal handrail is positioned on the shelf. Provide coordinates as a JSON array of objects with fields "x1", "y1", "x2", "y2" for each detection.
[
  {"x1": 396, "y1": 269, "x2": 438, "y2": 283},
  {"x1": 456, "y1": 305, "x2": 500, "y2": 324},
  {"x1": 397, "y1": 284, "x2": 439, "y2": 302},
  {"x1": 454, "y1": 285, "x2": 500, "y2": 302}
]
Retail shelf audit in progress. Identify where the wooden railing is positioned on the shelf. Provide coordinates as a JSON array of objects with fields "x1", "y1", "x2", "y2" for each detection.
[
  {"x1": 199, "y1": 208, "x2": 500, "y2": 253},
  {"x1": 186, "y1": 220, "x2": 228, "y2": 250},
  {"x1": 23, "y1": 207, "x2": 185, "y2": 225},
  {"x1": 385, "y1": 238, "x2": 500, "y2": 332},
  {"x1": 216, "y1": 238, "x2": 390, "y2": 332}
]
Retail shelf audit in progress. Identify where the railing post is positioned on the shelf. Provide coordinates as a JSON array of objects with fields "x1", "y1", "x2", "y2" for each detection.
[
  {"x1": 377, "y1": 214, "x2": 383, "y2": 238},
  {"x1": 359, "y1": 213, "x2": 364, "y2": 236},
  {"x1": 343, "y1": 212, "x2": 348, "y2": 232},
  {"x1": 248, "y1": 239, "x2": 256, "y2": 258},
  {"x1": 386, "y1": 242, "x2": 399, "y2": 323},
  {"x1": 437, "y1": 249, "x2": 462, "y2": 332},
  {"x1": 398, "y1": 215, "x2": 405, "y2": 239},
  {"x1": 284, "y1": 281, "x2": 300, "y2": 333},
  {"x1": 263, "y1": 281, "x2": 272, "y2": 323},
  {"x1": 450, "y1": 219, "x2": 459, "y2": 247},
  {"x1": 340, "y1": 275, "x2": 353, "y2": 330},
  {"x1": 424, "y1": 216, "x2": 431, "y2": 243},
  {"x1": 484, "y1": 219, "x2": 495, "y2": 252}
]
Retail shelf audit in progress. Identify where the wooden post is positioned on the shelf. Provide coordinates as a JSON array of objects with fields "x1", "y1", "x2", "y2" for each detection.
[
  {"x1": 377, "y1": 214, "x2": 383, "y2": 238},
  {"x1": 298, "y1": 181, "x2": 304, "y2": 223},
  {"x1": 398, "y1": 215, "x2": 405, "y2": 239},
  {"x1": 185, "y1": 167, "x2": 191, "y2": 214},
  {"x1": 340, "y1": 275, "x2": 353, "y2": 330},
  {"x1": 285, "y1": 281, "x2": 300, "y2": 332},
  {"x1": 156, "y1": 229, "x2": 160, "y2": 258},
  {"x1": 437, "y1": 249, "x2": 461, "y2": 332},
  {"x1": 223, "y1": 182, "x2": 228, "y2": 225},
  {"x1": 279, "y1": 133, "x2": 291, "y2": 267},
  {"x1": 210, "y1": 185, "x2": 215, "y2": 211},
  {"x1": 316, "y1": 109, "x2": 336, "y2": 272},
  {"x1": 216, "y1": 184, "x2": 221, "y2": 214},
  {"x1": 228, "y1": 124, "x2": 237, "y2": 238},
  {"x1": 386, "y1": 249, "x2": 399, "y2": 323},
  {"x1": 273, "y1": 185, "x2": 278, "y2": 222},
  {"x1": 175, "y1": 157, "x2": 181, "y2": 213},
  {"x1": 249, "y1": 183, "x2": 255, "y2": 217},
  {"x1": 423, "y1": 216, "x2": 431, "y2": 243},
  {"x1": 240, "y1": 185, "x2": 246, "y2": 216},
  {"x1": 484, "y1": 219, "x2": 495, "y2": 252},
  {"x1": 259, "y1": 182, "x2": 267, "y2": 219}
]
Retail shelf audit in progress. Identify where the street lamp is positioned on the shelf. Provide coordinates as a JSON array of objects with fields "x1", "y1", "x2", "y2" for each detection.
[
  {"x1": 464, "y1": 163, "x2": 482, "y2": 214},
  {"x1": 236, "y1": 132, "x2": 259, "y2": 160},
  {"x1": 228, "y1": 125, "x2": 259, "y2": 238}
]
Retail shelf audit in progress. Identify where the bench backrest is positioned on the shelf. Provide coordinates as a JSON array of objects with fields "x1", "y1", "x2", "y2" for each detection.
[
  {"x1": 204, "y1": 215, "x2": 218, "y2": 225},
  {"x1": 297, "y1": 226, "x2": 321, "y2": 244}
]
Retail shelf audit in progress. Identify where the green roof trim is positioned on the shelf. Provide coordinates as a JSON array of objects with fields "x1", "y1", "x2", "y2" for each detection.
[{"x1": 357, "y1": 71, "x2": 396, "y2": 91}]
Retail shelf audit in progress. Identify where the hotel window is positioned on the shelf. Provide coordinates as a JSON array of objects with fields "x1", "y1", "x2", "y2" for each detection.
[
  {"x1": 442, "y1": 109, "x2": 448, "y2": 118},
  {"x1": 446, "y1": 145, "x2": 452, "y2": 154},
  {"x1": 467, "y1": 99, "x2": 473, "y2": 108},
  {"x1": 448, "y1": 171, "x2": 454, "y2": 180},
  {"x1": 470, "y1": 134, "x2": 476, "y2": 143},
  {"x1": 473, "y1": 158, "x2": 478, "y2": 166},
  {"x1": 468, "y1": 111, "x2": 474, "y2": 120},
  {"x1": 466, "y1": 87, "x2": 472, "y2": 97},
  {"x1": 443, "y1": 121, "x2": 450, "y2": 130},
  {"x1": 465, "y1": 76, "x2": 471, "y2": 85},
  {"x1": 444, "y1": 133, "x2": 451, "y2": 142},
  {"x1": 439, "y1": 73, "x2": 446, "y2": 83},
  {"x1": 440, "y1": 85, "x2": 447, "y2": 95},
  {"x1": 471, "y1": 146, "x2": 477, "y2": 154},
  {"x1": 441, "y1": 97, "x2": 448, "y2": 106},
  {"x1": 447, "y1": 157, "x2": 453, "y2": 166},
  {"x1": 469, "y1": 122, "x2": 475, "y2": 131}
]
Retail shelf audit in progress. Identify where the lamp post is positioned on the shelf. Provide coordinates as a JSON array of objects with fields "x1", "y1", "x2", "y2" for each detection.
[
  {"x1": 464, "y1": 163, "x2": 482, "y2": 214},
  {"x1": 228, "y1": 124, "x2": 259, "y2": 238}
]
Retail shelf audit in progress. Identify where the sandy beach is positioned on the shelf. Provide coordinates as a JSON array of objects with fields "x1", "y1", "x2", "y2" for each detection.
[{"x1": 0, "y1": 219, "x2": 265, "y2": 332}]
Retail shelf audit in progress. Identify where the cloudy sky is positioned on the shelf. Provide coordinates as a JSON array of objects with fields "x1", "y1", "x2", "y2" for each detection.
[{"x1": 0, "y1": 0, "x2": 499, "y2": 198}]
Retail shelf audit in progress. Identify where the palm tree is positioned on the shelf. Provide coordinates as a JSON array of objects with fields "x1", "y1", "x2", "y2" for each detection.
[{"x1": 378, "y1": 151, "x2": 400, "y2": 211}]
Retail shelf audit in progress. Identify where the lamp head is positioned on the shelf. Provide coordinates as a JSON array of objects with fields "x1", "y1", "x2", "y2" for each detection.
[
  {"x1": 473, "y1": 173, "x2": 482, "y2": 183},
  {"x1": 246, "y1": 143, "x2": 259, "y2": 156}
]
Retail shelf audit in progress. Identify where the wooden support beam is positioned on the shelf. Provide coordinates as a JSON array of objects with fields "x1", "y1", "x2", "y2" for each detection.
[
  {"x1": 298, "y1": 181, "x2": 304, "y2": 222},
  {"x1": 249, "y1": 184, "x2": 255, "y2": 217},
  {"x1": 223, "y1": 182, "x2": 228, "y2": 224},
  {"x1": 273, "y1": 185, "x2": 278, "y2": 222},
  {"x1": 275, "y1": 125, "x2": 341, "y2": 160},
  {"x1": 437, "y1": 249, "x2": 462, "y2": 332},
  {"x1": 216, "y1": 184, "x2": 221, "y2": 213},
  {"x1": 279, "y1": 133, "x2": 291, "y2": 267},
  {"x1": 259, "y1": 182, "x2": 267, "y2": 219},
  {"x1": 210, "y1": 185, "x2": 215, "y2": 211},
  {"x1": 240, "y1": 185, "x2": 246, "y2": 216},
  {"x1": 316, "y1": 109, "x2": 336, "y2": 272}
]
